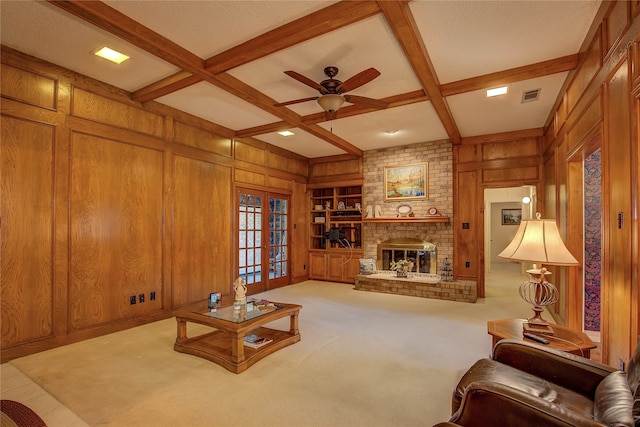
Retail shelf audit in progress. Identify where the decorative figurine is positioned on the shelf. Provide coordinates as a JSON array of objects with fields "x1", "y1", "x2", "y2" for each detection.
[
  {"x1": 375, "y1": 205, "x2": 382, "y2": 218},
  {"x1": 233, "y1": 277, "x2": 247, "y2": 304},
  {"x1": 365, "y1": 205, "x2": 373, "y2": 218}
]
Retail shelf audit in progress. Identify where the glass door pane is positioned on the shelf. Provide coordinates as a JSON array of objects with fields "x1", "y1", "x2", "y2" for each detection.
[
  {"x1": 268, "y1": 195, "x2": 289, "y2": 289},
  {"x1": 237, "y1": 190, "x2": 289, "y2": 292},
  {"x1": 238, "y1": 191, "x2": 263, "y2": 290}
]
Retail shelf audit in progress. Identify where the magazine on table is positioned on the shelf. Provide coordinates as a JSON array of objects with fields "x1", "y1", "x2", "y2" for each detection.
[{"x1": 243, "y1": 334, "x2": 273, "y2": 349}]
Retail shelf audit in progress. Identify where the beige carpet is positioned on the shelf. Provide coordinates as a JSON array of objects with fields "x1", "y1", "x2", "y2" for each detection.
[{"x1": 9, "y1": 264, "x2": 536, "y2": 427}]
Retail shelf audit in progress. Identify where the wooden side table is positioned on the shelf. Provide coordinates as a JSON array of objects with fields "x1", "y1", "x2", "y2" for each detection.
[{"x1": 487, "y1": 318, "x2": 597, "y2": 358}]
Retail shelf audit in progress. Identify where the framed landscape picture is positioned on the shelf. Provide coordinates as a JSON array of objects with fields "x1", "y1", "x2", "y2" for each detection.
[
  {"x1": 384, "y1": 163, "x2": 428, "y2": 201},
  {"x1": 502, "y1": 209, "x2": 522, "y2": 225}
]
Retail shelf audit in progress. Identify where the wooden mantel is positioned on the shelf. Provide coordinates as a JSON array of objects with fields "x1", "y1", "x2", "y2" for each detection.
[{"x1": 363, "y1": 216, "x2": 449, "y2": 224}]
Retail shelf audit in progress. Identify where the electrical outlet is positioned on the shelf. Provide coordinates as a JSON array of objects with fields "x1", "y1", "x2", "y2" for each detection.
[
  {"x1": 465, "y1": 261, "x2": 470, "y2": 268},
  {"x1": 619, "y1": 358, "x2": 625, "y2": 371},
  {"x1": 304, "y1": 264, "x2": 306, "y2": 270},
  {"x1": 150, "y1": 291, "x2": 156, "y2": 301},
  {"x1": 139, "y1": 294, "x2": 144, "y2": 303},
  {"x1": 130, "y1": 295, "x2": 136, "y2": 305}
]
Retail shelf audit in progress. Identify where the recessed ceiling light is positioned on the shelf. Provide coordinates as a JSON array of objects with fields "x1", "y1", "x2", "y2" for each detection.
[
  {"x1": 277, "y1": 130, "x2": 295, "y2": 137},
  {"x1": 95, "y1": 47, "x2": 129, "y2": 64},
  {"x1": 486, "y1": 86, "x2": 508, "y2": 97}
]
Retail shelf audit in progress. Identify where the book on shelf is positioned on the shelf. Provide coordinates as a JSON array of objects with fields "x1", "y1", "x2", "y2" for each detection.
[{"x1": 243, "y1": 334, "x2": 273, "y2": 349}]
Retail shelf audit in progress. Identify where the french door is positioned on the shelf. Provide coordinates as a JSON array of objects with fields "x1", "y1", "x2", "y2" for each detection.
[{"x1": 237, "y1": 189, "x2": 289, "y2": 293}]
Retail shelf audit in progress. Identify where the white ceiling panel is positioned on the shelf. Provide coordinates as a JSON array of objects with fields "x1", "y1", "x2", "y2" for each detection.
[
  {"x1": 411, "y1": 1, "x2": 601, "y2": 83},
  {"x1": 256, "y1": 128, "x2": 346, "y2": 158},
  {"x1": 0, "y1": 1, "x2": 178, "y2": 91},
  {"x1": 447, "y1": 73, "x2": 569, "y2": 137},
  {"x1": 105, "y1": 1, "x2": 337, "y2": 59},
  {"x1": 318, "y1": 102, "x2": 448, "y2": 151},
  {"x1": 156, "y1": 82, "x2": 280, "y2": 130}
]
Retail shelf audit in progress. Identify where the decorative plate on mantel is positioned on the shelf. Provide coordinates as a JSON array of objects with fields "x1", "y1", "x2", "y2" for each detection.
[{"x1": 396, "y1": 203, "x2": 412, "y2": 217}]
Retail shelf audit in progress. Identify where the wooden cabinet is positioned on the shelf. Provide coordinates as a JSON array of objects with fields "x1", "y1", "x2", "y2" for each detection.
[
  {"x1": 309, "y1": 252, "x2": 327, "y2": 280},
  {"x1": 309, "y1": 250, "x2": 362, "y2": 283},
  {"x1": 308, "y1": 183, "x2": 364, "y2": 283}
]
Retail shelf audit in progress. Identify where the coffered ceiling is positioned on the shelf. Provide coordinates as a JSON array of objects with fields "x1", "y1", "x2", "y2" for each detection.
[{"x1": 1, "y1": 1, "x2": 601, "y2": 158}]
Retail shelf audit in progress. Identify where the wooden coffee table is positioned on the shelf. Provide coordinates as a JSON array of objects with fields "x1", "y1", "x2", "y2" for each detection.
[
  {"x1": 175, "y1": 301, "x2": 301, "y2": 373},
  {"x1": 487, "y1": 318, "x2": 596, "y2": 358}
]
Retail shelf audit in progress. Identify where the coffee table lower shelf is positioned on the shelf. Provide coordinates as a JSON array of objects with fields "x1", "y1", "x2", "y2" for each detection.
[{"x1": 175, "y1": 326, "x2": 300, "y2": 373}]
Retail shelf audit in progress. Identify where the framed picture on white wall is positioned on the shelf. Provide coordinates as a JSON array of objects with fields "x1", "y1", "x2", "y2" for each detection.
[{"x1": 501, "y1": 209, "x2": 522, "y2": 225}]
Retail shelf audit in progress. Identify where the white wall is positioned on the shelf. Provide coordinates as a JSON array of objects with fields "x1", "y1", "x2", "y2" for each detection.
[{"x1": 484, "y1": 186, "x2": 535, "y2": 273}]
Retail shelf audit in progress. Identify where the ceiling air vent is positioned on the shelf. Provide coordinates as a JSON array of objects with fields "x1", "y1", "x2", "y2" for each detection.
[{"x1": 521, "y1": 88, "x2": 541, "y2": 103}]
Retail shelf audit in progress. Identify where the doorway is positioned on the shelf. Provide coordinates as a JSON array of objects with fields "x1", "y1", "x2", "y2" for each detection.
[
  {"x1": 484, "y1": 186, "x2": 536, "y2": 275},
  {"x1": 237, "y1": 189, "x2": 290, "y2": 294}
]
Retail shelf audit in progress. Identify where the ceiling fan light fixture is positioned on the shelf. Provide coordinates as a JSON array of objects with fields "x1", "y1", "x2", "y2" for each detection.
[{"x1": 317, "y1": 94, "x2": 345, "y2": 112}]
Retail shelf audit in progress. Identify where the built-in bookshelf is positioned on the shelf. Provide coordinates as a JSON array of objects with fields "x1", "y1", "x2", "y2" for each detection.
[
  {"x1": 310, "y1": 185, "x2": 363, "y2": 250},
  {"x1": 309, "y1": 184, "x2": 363, "y2": 283}
]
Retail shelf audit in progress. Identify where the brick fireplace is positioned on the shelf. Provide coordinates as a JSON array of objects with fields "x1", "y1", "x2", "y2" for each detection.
[{"x1": 362, "y1": 139, "x2": 454, "y2": 275}]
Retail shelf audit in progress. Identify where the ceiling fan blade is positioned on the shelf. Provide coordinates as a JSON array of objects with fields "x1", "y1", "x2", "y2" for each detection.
[
  {"x1": 344, "y1": 95, "x2": 388, "y2": 109},
  {"x1": 274, "y1": 96, "x2": 319, "y2": 107},
  {"x1": 336, "y1": 68, "x2": 381, "y2": 93},
  {"x1": 284, "y1": 71, "x2": 328, "y2": 94}
]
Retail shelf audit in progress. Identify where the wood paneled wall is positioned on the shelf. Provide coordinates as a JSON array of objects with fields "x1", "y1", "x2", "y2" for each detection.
[
  {"x1": 542, "y1": 1, "x2": 640, "y2": 365},
  {"x1": 453, "y1": 132, "x2": 544, "y2": 297},
  {"x1": 0, "y1": 47, "x2": 309, "y2": 361}
]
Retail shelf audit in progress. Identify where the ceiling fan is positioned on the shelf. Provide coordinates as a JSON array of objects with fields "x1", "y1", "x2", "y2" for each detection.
[{"x1": 275, "y1": 66, "x2": 389, "y2": 115}]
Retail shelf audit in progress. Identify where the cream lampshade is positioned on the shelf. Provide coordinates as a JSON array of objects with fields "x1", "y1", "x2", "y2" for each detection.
[
  {"x1": 316, "y1": 94, "x2": 345, "y2": 113},
  {"x1": 498, "y1": 213, "x2": 578, "y2": 334}
]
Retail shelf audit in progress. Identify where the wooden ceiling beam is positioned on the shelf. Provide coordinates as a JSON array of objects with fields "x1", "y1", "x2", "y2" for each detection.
[
  {"x1": 441, "y1": 54, "x2": 579, "y2": 97},
  {"x1": 236, "y1": 122, "x2": 292, "y2": 139},
  {"x1": 461, "y1": 128, "x2": 544, "y2": 145},
  {"x1": 132, "y1": 1, "x2": 382, "y2": 103},
  {"x1": 235, "y1": 89, "x2": 428, "y2": 138},
  {"x1": 302, "y1": 89, "x2": 429, "y2": 124},
  {"x1": 205, "y1": 1, "x2": 382, "y2": 74},
  {"x1": 377, "y1": 0, "x2": 461, "y2": 145},
  {"x1": 49, "y1": 0, "x2": 362, "y2": 156},
  {"x1": 132, "y1": 72, "x2": 202, "y2": 104}
]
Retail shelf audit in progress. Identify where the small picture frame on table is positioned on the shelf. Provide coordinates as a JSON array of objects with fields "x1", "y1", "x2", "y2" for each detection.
[{"x1": 208, "y1": 292, "x2": 222, "y2": 310}]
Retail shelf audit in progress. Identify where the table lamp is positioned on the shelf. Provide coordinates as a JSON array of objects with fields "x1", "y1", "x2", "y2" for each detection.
[{"x1": 498, "y1": 213, "x2": 579, "y2": 335}]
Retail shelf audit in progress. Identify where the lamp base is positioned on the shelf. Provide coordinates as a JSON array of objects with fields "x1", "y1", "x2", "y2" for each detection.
[
  {"x1": 523, "y1": 322, "x2": 555, "y2": 335},
  {"x1": 519, "y1": 267, "x2": 558, "y2": 336}
]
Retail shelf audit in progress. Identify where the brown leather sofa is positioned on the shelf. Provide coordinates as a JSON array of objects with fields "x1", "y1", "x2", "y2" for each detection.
[{"x1": 434, "y1": 338, "x2": 639, "y2": 427}]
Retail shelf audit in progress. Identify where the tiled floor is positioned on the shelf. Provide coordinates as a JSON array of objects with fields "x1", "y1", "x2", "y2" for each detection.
[{"x1": 1, "y1": 363, "x2": 88, "y2": 427}]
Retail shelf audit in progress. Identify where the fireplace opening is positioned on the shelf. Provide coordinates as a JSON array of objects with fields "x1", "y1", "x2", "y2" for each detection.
[{"x1": 377, "y1": 238, "x2": 437, "y2": 273}]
